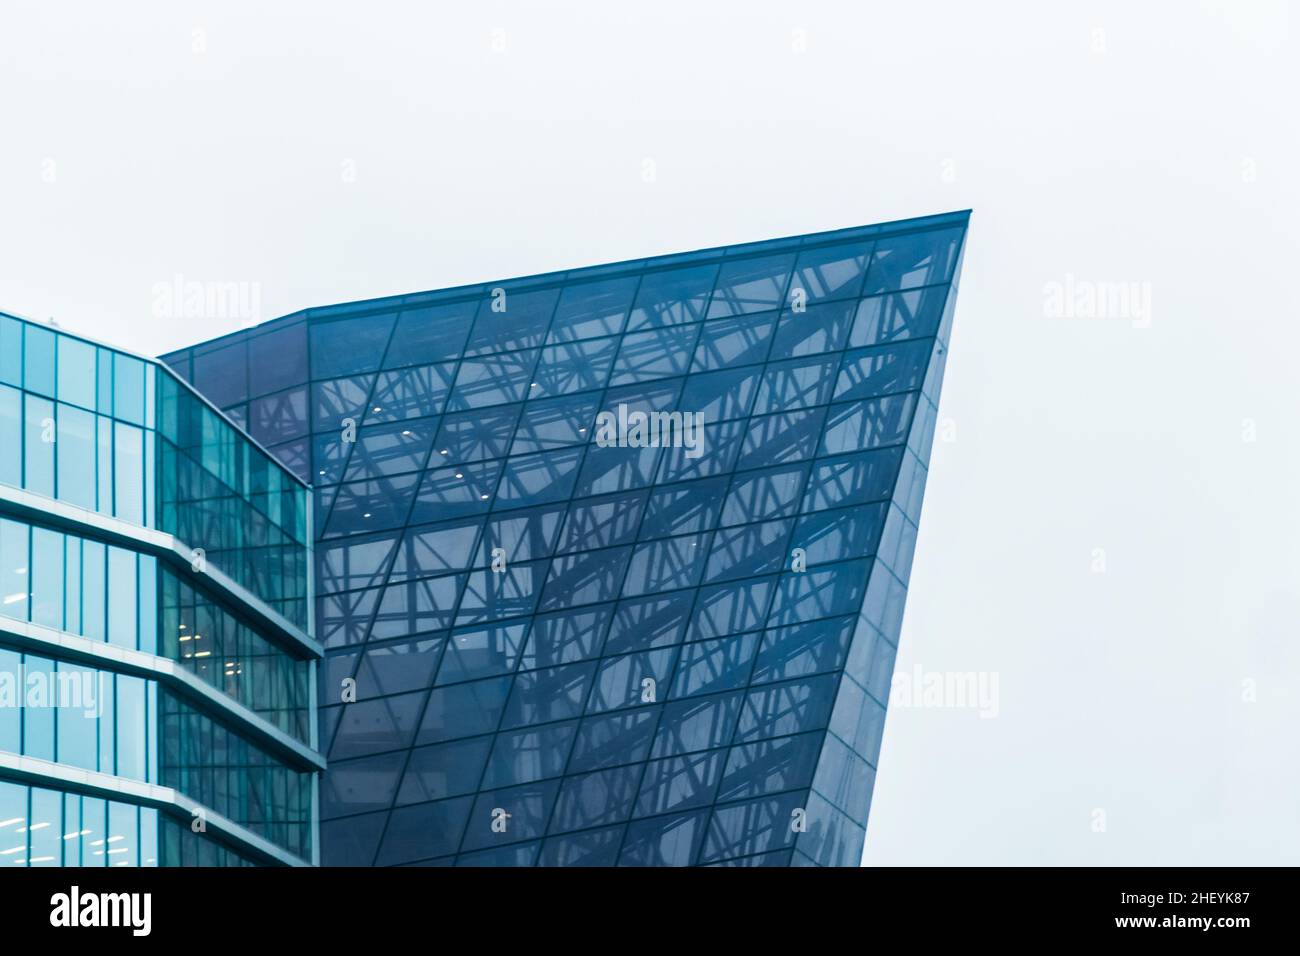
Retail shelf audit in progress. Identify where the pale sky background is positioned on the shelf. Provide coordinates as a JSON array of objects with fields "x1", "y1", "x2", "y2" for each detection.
[{"x1": 1, "y1": 1, "x2": 1297, "y2": 865}]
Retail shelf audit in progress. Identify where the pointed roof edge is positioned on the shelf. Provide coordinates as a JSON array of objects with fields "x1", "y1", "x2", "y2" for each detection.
[{"x1": 162, "y1": 209, "x2": 971, "y2": 358}]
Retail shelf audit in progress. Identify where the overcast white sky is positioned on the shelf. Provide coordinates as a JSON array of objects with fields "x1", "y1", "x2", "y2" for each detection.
[{"x1": 2, "y1": 1, "x2": 1297, "y2": 865}]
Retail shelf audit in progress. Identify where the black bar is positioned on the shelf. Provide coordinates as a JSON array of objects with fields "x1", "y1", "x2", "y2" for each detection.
[{"x1": 0, "y1": 866, "x2": 1288, "y2": 942}]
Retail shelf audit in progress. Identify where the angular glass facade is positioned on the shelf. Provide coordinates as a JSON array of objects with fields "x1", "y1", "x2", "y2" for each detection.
[
  {"x1": 0, "y1": 312, "x2": 322, "y2": 866},
  {"x1": 162, "y1": 209, "x2": 969, "y2": 866}
]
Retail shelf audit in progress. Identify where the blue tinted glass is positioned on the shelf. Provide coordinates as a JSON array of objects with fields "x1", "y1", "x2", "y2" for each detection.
[
  {"x1": 156, "y1": 212, "x2": 967, "y2": 866},
  {"x1": 310, "y1": 314, "x2": 395, "y2": 378},
  {"x1": 23, "y1": 325, "x2": 56, "y2": 396},
  {"x1": 753, "y1": 356, "x2": 839, "y2": 413},
  {"x1": 385, "y1": 303, "x2": 476, "y2": 367},
  {"x1": 417, "y1": 676, "x2": 512, "y2": 745},
  {"x1": 692, "y1": 313, "x2": 777, "y2": 371},
  {"x1": 849, "y1": 285, "x2": 949, "y2": 347},
  {"x1": 620, "y1": 809, "x2": 708, "y2": 866},
  {"x1": 549, "y1": 277, "x2": 637, "y2": 342},
  {"x1": 460, "y1": 780, "x2": 559, "y2": 852},
  {"x1": 532, "y1": 338, "x2": 616, "y2": 398},
  {"x1": 449, "y1": 351, "x2": 538, "y2": 410},
  {"x1": 482, "y1": 722, "x2": 576, "y2": 788},
  {"x1": 864, "y1": 226, "x2": 963, "y2": 294},
  {"x1": 56, "y1": 336, "x2": 96, "y2": 410},
  {"x1": 24, "y1": 394, "x2": 55, "y2": 496},
  {"x1": 29, "y1": 527, "x2": 62, "y2": 629},
  {"x1": 322, "y1": 753, "x2": 405, "y2": 817},
  {"x1": 397, "y1": 737, "x2": 492, "y2": 805},
  {"x1": 374, "y1": 797, "x2": 472, "y2": 865},
  {"x1": 672, "y1": 633, "x2": 760, "y2": 698},
  {"x1": 23, "y1": 655, "x2": 56, "y2": 760},
  {"x1": 551, "y1": 764, "x2": 640, "y2": 832},
  {"x1": 367, "y1": 364, "x2": 453, "y2": 423},
  {"x1": 248, "y1": 387, "x2": 309, "y2": 445},
  {"x1": 770, "y1": 300, "x2": 857, "y2": 359},
  {"x1": 56, "y1": 405, "x2": 96, "y2": 508},
  {"x1": 437, "y1": 621, "x2": 529, "y2": 683},
  {"x1": 112, "y1": 354, "x2": 146, "y2": 425},
  {"x1": 112, "y1": 422, "x2": 144, "y2": 523},
  {"x1": 192, "y1": 340, "x2": 248, "y2": 408},
  {"x1": 752, "y1": 616, "x2": 855, "y2": 684},
  {"x1": 501, "y1": 663, "x2": 595, "y2": 729},
  {"x1": 0, "y1": 649, "x2": 21, "y2": 752},
  {"x1": 0, "y1": 386, "x2": 19, "y2": 487},
  {"x1": 568, "y1": 709, "x2": 657, "y2": 773},
  {"x1": 329, "y1": 690, "x2": 424, "y2": 760},
  {"x1": 718, "y1": 732, "x2": 822, "y2": 802},
  {"x1": 248, "y1": 322, "x2": 308, "y2": 396},
  {"x1": 833, "y1": 339, "x2": 932, "y2": 401},
  {"x1": 679, "y1": 366, "x2": 760, "y2": 421},
  {"x1": 0, "y1": 317, "x2": 21, "y2": 386},
  {"x1": 627, "y1": 264, "x2": 717, "y2": 330},
  {"x1": 707, "y1": 254, "x2": 795, "y2": 318},
  {"x1": 635, "y1": 749, "x2": 725, "y2": 817},
  {"x1": 640, "y1": 477, "x2": 728, "y2": 539},
  {"x1": 610, "y1": 327, "x2": 696, "y2": 385},
  {"x1": 790, "y1": 241, "x2": 872, "y2": 303},
  {"x1": 465, "y1": 289, "x2": 557, "y2": 355},
  {"x1": 539, "y1": 825, "x2": 622, "y2": 866}
]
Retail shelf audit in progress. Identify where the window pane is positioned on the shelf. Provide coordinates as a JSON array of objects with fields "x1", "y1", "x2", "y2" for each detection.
[
  {"x1": 113, "y1": 422, "x2": 144, "y2": 523},
  {"x1": 192, "y1": 340, "x2": 249, "y2": 408},
  {"x1": 0, "y1": 385, "x2": 19, "y2": 488},
  {"x1": 80, "y1": 797, "x2": 106, "y2": 868},
  {"x1": 27, "y1": 787, "x2": 61, "y2": 866},
  {"x1": 116, "y1": 675, "x2": 147, "y2": 781},
  {"x1": 790, "y1": 241, "x2": 872, "y2": 304},
  {"x1": 0, "y1": 317, "x2": 21, "y2": 387},
  {"x1": 56, "y1": 660, "x2": 98, "y2": 771},
  {"x1": 23, "y1": 394, "x2": 54, "y2": 496},
  {"x1": 706, "y1": 254, "x2": 795, "y2": 318},
  {"x1": 0, "y1": 649, "x2": 20, "y2": 752},
  {"x1": 22, "y1": 655, "x2": 55, "y2": 760},
  {"x1": 82, "y1": 540, "x2": 105, "y2": 641},
  {"x1": 465, "y1": 289, "x2": 557, "y2": 355},
  {"x1": 23, "y1": 325, "x2": 56, "y2": 397},
  {"x1": 0, "y1": 519, "x2": 27, "y2": 624},
  {"x1": 549, "y1": 277, "x2": 637, "y2": 342},
  {"x1": 310, "y1": 314, "x2": 395, "y2": 379},
  {"x1": 113, "y1": 353, "x2": 146, "y2": 425},
  {"x1": 384, "y1": 303, "x2": 475, "y2": 367},
  {"x1": 30, "y1": 527, "x2": 62, "y2": 629},
  {"x1": 248, "y1": 322, "x2": 308, "y2": 396},
  {"x1": 57, "y1": 335, "x2": 97, "y2": 410},
  {"x1": 56, "y1": 404, "x2": 96, "y2": 508},
  {"x1": 628, "y1": 264, "x2": 718, "y2": 330},
  {"x1": 107, "y1": 801, "x2": 137, "y2": 866},
  {"x1": 107, "y1": 547, "x2": 137, "y2": 648}
]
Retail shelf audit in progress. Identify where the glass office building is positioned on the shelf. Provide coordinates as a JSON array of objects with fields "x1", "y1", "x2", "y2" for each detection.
[
  {"x1": 0, "y1": 313, "x2": 323, "y2": 866},
  {"x1": 161, "y1": 209, "x2": 968, "y2": 866}
]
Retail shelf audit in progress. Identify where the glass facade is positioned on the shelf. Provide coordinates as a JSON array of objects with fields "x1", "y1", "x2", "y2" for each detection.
[
  {"x1": 0, "y1": 312, "x2": 322, "y2": 866},
  {"x1": 0, "y1": 314, "x2": 310, "y2": 628},
  {"x1": 163, "y1": 210, "x2": 968, "y2": 866},
  {"x1": 0, "y1": 516, "x2": 311, "y2": 740},
  {"x1": 0, "y1": 779, "x2": 258, "y2": 866}
]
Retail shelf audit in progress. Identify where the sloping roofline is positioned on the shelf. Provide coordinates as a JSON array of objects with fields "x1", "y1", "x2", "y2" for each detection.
[{"x1": 161, "y1": 209, "x2": 972, "y2": 358}]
